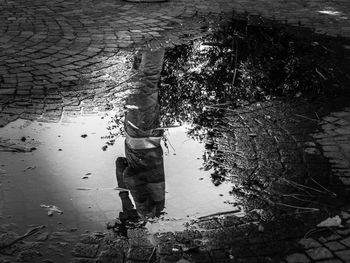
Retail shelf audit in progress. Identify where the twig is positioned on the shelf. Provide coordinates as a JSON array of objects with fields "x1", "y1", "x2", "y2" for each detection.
[
  {"x1": 0, "y1": 145, "x2": 35, "y2": 153},
  {"x1": 275, "y1": 202, "x2": 319, "y2": 211},
  {"x1": 205, "y1": 105, "x2": 237, "y2": 112},
  {"x1": 232, "y1": 37, "x2": 239, "y2": 86},
  {"x1": 147, "y1": 247, "x2": 157, "y2": 263},
  {"x1": 315, "y1": 68, "x2": 327, "y2": 80},
  {"x1": 304, "y1": 227, "x2": 334, "y2": 238},
  {"x1": 315, "y1": 112, "x2": 320, "y2": 121},
  {"x1": 293, "y1": 114, "x2": 319, "y2": 122},
  {"x1": 310, "y1": 177, "x2": 337, "y2": 197},
  {"x1": 0, "y1": 225, "x2": 46, "y2": 249},
  {"x1": 197, "y1": 209, "x2": 241, "y2": 221},
  {"x1": 164, "y1": 135, "x2": 176, "y2": 153},
  {"x1": 279, "y1": 177, "x2": 327, "y2": 194}
]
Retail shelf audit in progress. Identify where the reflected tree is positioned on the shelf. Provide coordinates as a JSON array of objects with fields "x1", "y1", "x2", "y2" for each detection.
[{"x1": 158, "y1": 17, "x2": 342, "y2": 187}]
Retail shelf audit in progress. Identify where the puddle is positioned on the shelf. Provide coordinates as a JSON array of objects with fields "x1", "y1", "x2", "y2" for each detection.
[
  {"x1": 0, "y1": 115, "x2": 236, "y2": 226},
  {"x1": 0, "y1": 15, "x2": 349, "y2": 262}
]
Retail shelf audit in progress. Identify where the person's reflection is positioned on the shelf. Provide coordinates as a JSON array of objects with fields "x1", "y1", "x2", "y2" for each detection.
[{"x1": 115, "y1": 48, "x2": 166, "y2": 226}]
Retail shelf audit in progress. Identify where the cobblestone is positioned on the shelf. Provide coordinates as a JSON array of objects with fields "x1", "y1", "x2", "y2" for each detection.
[
  {"x1": 0, "y1": 0, "x2": 349, "y2": 262},
  {"x1": 335, "y1": 250, "x2": 350, "y2": 261},
  {"x1": 306, "y1": 247, "x2": 333, "y2": 261},
  {"x1": 324, "y1": 241, "x2": 347, "y2": 251}
]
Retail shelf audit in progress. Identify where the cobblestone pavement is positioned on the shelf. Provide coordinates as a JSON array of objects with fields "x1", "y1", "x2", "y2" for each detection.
[
  {"x1": 1, "y1": 0, "x2": 350, "y2": 124},
  {"x1": 1, "y1": 0, "x2": 350, "y2": 262}
]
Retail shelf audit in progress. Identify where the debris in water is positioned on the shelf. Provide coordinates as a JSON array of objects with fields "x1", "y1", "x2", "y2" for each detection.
[
  {"x1": 40, "y1": 204, "x2": 63, "y2": 216},
  {"x1": 76, "y1": 187, "x2": 92, "y2": 190},
  {"x1": 81, "y1": 134, "x2": 88, "y2": 138},
  {"x1": 0, "y1": 143, "x2": 37, "y2": 152},
  {"x1": 24, "y1": 166, "x2": 36, "y2": 172},
  {"x1": 82, "y1": 172, "x2": 92, "y2": 179}
]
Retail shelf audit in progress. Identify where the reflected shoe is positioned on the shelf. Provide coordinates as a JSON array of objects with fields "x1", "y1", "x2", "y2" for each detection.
[{"x1": 119, "y1": 209, "x2": 139, "y2": 222}]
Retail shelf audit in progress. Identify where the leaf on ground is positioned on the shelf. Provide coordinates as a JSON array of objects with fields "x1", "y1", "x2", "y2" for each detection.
[{"x1": 317, "y1": 215, "x2": 342, "y2": 228}]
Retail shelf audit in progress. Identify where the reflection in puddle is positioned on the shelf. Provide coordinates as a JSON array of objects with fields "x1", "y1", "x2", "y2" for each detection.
[
  {"x1": 116, "y1": 48, "x2": 166, "y2": 225},
  {"x1": 0, "y1": 115, "x2": 235, "y2": 237}
]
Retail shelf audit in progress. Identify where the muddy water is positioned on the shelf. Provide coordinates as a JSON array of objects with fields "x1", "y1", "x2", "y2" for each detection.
[{"x1": 0, "y1": 114, "x2": 236, "y2": 234}]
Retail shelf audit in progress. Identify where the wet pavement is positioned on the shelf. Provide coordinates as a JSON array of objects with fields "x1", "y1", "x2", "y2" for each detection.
[{"x1": 1, "y1": 0, "x2": 350, "y2": 262}]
